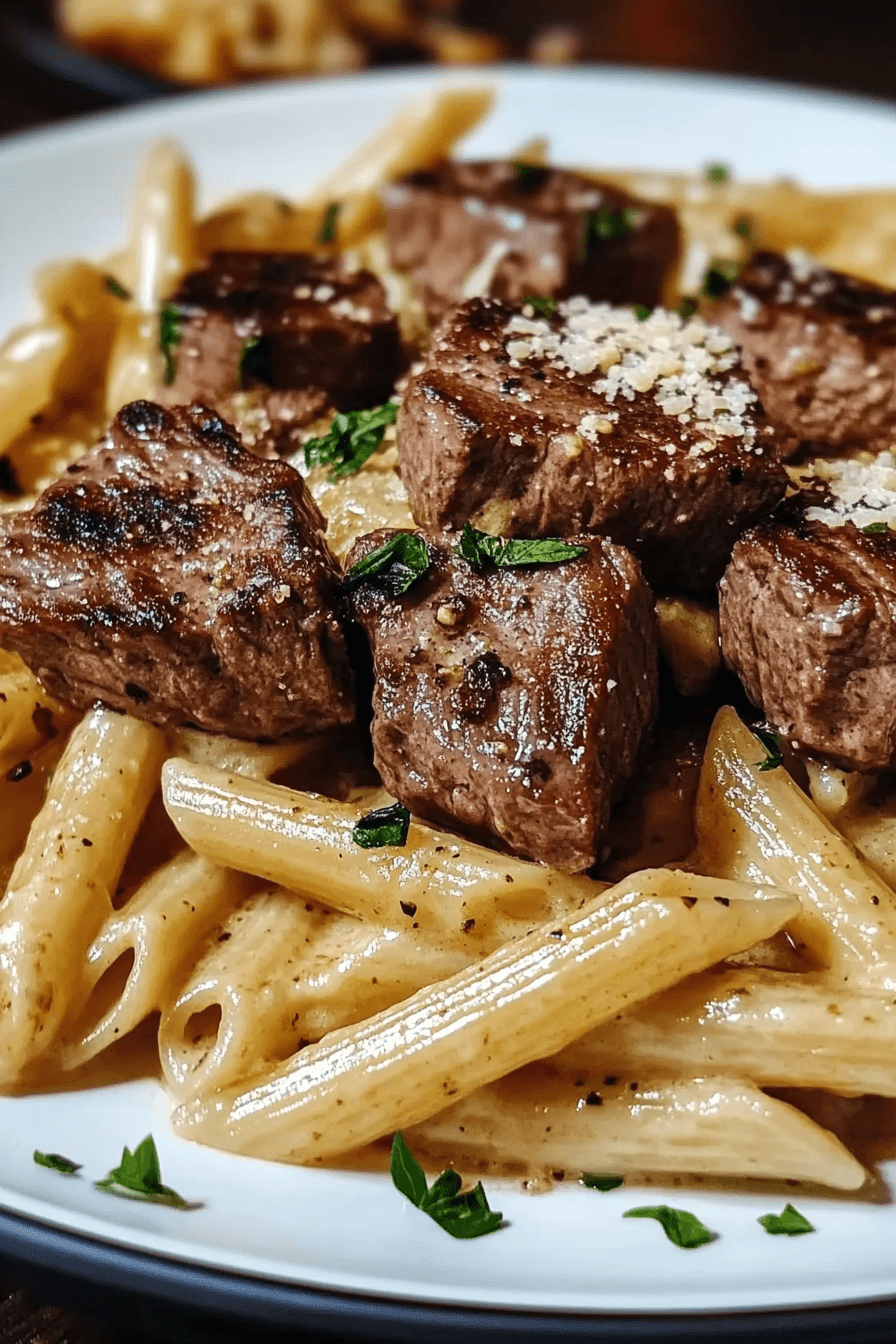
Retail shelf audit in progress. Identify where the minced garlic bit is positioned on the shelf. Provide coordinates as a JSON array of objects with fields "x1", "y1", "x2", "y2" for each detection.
[
  {"x1": 800, "y1": 450, "x2": 896, "y2": 532},
  {"x1": 504, "y1": 298, "x2": 760, "y2": 450}
]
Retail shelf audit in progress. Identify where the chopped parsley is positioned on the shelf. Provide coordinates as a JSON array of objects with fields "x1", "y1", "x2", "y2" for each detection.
[
  {"x1": 677, "y1": 296, "x2": 698, "y2": 320},
  {"x1": 342, "y1": 531, "x2": 431, "y2": 598},
  {"x1": 633, "y1": 304, "x2": 652, "y2": 321},
  {"x1": 701, "y1": 259, "x2": 742, "y2": 299},
  {"x1": 580, "y1": 1173, "x2": 624, "y2": 1192},
  {"x1": 584, "y1": 205, "x2": 640, "y2": 246},
  {"x1": 758, "y1": 1203, "x2": 815, "y2": 1236},
  {"x1": 238, "y1": 334, "x2": 274, "y2": 388},
  {"x1": 623, "y1": 1205, "x2": 715, "y2": 1249},
  {"x1": 753, "y1": 728, "x2": 783, "y2": 772},
  {"x1": 524, "y1": 296, "x2": 559, "y2": 320},
  {"x1": 303, "y1": 402, "x2": 397, "y2": 481},
  {"x1": 390, "y1": 1132, "x2": 502, "y2": 1240},
  {"x1": 455, "y1": 523, "x2": 586, "y2": 570},
  {"x1": 705, "y1": 163, "x2": 730, "y2": 184},
  {"x1": 352, "y1": 801, "x2": 411, "y2": 849},
  {"x1": 104, "y1": 275, "x2": 132, "y2": 301},
  {"x1": 34, "y1": 1150, "x2": 81, "y2": 1174},
  {"x1": 733, "y1": 214, "x2": 754, "y2": 241},
  {"x1": 863, "y1": 521, "x2": 890, "y2": 535},
  {"x1": 95, "y1": 1134, "x2": 192, "y2": 1208},
  {"x1": 159, "y1": 303, "x2": 184, "y2": 387},
  {"x1": 512, "y1": 162, "x2": 548, "y2": 193},
  {"x1": 318, "y1": 202, "x2": 340, "y2": 245}
]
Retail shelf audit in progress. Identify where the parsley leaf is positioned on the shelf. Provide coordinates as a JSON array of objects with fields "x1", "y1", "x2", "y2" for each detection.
[
  {"x1": 701, "y1": 258, "x2": 742, "y2": 299},
  {"x1": 95, "y1": 1134, "x2": 192, "y2": 1208},
  {"x1": 104, "y1": 275, "x2": 132, "y2": 301},
  {"x1": 512, "y1": 162, "x2": 548, "y2": 193},
  {"x1": 304, "y1": 402, "x2": 397, "y2": 482},
  {"x1": 390, "y1": 1133, "x2": 503, "y2": 1240},
  {"x1": 677, "y1": 297, "x2": 698, "y2": 320},
  {"x1": 623, "y1": 1205, "x2": 715, "y2": 1249},
  {"x1": 863, "y1": 521, "x2": 890, "y2": 535},
  {"x1": 159, "y1": 304, "x2": 184, "y2": 387},
  {"x1": 343, "y1": 531, "x2": 431, "y2": 598},
  {"x1": 352, "y1": 801, "x2": 411, "y2": 849},
  {"x1": 758, "y1": 1203, "x2": 815, "y2": 1236},
  {"x1": 633, "y1": 304, "x2": 652, "y2": 321},
  {"x1": 524, "y1": 296, "x2": 559, "y2": 320},
  {"x1": 239, "y1": 335, "x2": 274, "y2": 388},
  {"x1": 580, "y1": 1173, "x2": 624, "y2": 1192},
  {"x1": 318, "y1": 202, "x2": 340, "y2": 244},
  {"x1": 753, "y1": 727, "x2": 783, "y2": 772},
  {"x1": 585, "y1": 205, "x2": 640, "y2": 244},
  {"x1": 705, "y1": 162, "x2": 730, "y2": 184},
  {"x1": 34, "y1": 1150, "x2": 81, "y2": 1174},
  {"x1": 733, "y1": 214, "x2": 754, "y2": 241},
  {"x1": 455, "y1": 523, "x2": 587, "y2": 570}
]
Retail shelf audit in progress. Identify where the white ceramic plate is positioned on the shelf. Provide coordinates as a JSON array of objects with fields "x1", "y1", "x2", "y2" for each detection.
[{"x1": 3, "y1": 66, "x2": 896, "y2": 1333}]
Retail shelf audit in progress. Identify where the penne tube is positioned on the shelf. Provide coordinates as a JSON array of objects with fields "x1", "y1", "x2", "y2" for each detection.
[
  {"x1": 166, "y1": 726, "x2": 326, "y2": 783},
  {"x1": 0, "y1": 653, "x2": 74, "y2": 779},
  {"x1": 171, "y1": 870, "x2": 798, "y2": 1162},
  {"x1": 307, "y1": 87, "x2": 494, "y2": 243},
  {"x1": 63, "y1": 849, "x2": 254, "y2": 1069},
  {"x1": 693, "y1": 707, "x2": 896, "y2": 987},
  {"x1": 124, "y1": 139, "x2": 196, "y2": 314},
  {"x1": 0, "y1": 322, "x2": 70, "y2": 455},
  {"x1": 555, "y1": 967, "x2": 896, "y2": 1098},
  {"x1": 0, "y1": 708, "x2": 166, "y2": 1082},
  {"x1": 410, "y1": 1068, "x2": 866, "y2": 1191},
  {"x1": 161, "y1": 757, "x2": 604, "y2": 949}
]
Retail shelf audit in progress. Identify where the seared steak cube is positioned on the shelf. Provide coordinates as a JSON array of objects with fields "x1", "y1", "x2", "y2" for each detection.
[
  {"x1": 398, "y1": 298, "x2": 785, "y2": 595},
  {"x1": 711, "y1": 250, "x2": 896, "y2": 457},
  {"x1": 161, "y1": 252, "x2": 401, "y2": 425},
  {"x1": 346, "y1": 528, "x2": 658, "y2": 872},
  {"x1": 0, "y1": 401, "x2": 354, "y2": 740},
  {"x1": 719, "y1": 517, "x2": 896, "y2": 771},
  {"x1": 384, "y1": 160, "x2": 679, "y2": 322}
]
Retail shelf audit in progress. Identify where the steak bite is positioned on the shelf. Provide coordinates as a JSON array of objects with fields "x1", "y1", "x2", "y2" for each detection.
[
  {"x1": 383, "y1": 160, "x2": 679, "y2": 322},
  {"x1": 160, "y1": 252, "x2": 401, "y2": 440},
  {"x1": 710, "y1": 250, "x2": 896, "y2": 457},
  {"x1": 0, "y1": 400, "x2": 355, "y2": 739},
  {"x1": 346, "y1": 527, "x2": 658, "y2": 872},
  {"x1": 399, "y1": 297, "x2": 786, "y2": 595},
  {"x1": 719, "y1": 515, "x2": 896, "y2": 772}
]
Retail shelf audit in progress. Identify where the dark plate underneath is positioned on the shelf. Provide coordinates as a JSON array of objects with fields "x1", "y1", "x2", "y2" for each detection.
[{"x1": 4, "y1": 1205, "x2": 896, "y2": 1343}]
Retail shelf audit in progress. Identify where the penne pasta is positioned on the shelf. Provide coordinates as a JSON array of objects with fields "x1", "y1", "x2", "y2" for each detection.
[
  {"x1": 171, "y1": 871, "x2": 797, "y2": 1162},
  {"x1": 0, "y1": 708, "x2": 166, "y2": 1082},
  {"x1": 410, "y1": 1068, "x2": 866, "y2": 1191}
]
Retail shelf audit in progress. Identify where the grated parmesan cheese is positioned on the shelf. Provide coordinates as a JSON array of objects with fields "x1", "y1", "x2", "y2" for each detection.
[{"x1": 800, "y1": 450, "x2": 896, "y2": 532}]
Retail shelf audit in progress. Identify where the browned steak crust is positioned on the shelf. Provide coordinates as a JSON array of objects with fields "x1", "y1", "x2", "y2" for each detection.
[
  {"x1": 347, "y1": 528, "x2": 658, "y2": 872},
  {"x1": 384, "y1": 160, "x2": 679, "y2": 322},
  {"x1": 398, "y1": 298, "x2": 785, "y2": 596},
  {"x1": 710, "y1": 250, "x2": 896, "y2": 457},
  {"x1": 161, "y1": 251, "x2": 401, "y2": 432},
  {"x1": 0, "y1": 400, "x2": 355, "y2": 739},
  {"x1": 719, "y1": 518, "x2": 896, "y2": 771}
]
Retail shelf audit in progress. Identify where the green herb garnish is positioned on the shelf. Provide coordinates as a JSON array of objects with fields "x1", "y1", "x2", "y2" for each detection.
[
  {"x1": 705, "y1": 163, "x2": 730, "y2": 184},
  {"x1": 623, "y1": 1205, "x2": 715, "y2": 1249},
  {"x1": 758, "y1": 1203, "x2": 815, "y2": 1236},
  {"x1": 352, "y1": 801, "x2": 411, "y2": 849},
  {"x1": 580, "y1": 1173, "x2": 624, "y2": 1192},
  {"x1": 863, "y1": 521, "x2": 890, "y2": 535},
  {"x1": 318, "y1": 202, "x2": 340, "y2": 245},
  {"x1": 239, "y1": 334, "x2": 274, "y2": 388},
  {"x1": 104, "y1": 275, "x2": 132, "y2": 301},
  {"x1": 390, "y1": 1132, "x2": 503, "y2": 1240},
  {"x1": 34, "y1": 1150, "x2": 81, "y2": 1174},
  {"x1": 701, "y1": 259, "x2": 742, "y2": 299},
  {"x1": 343, "y1": 531, "x2": 431, "y2": 598},
  {"x1": 95, "y1": 1134, "x2": 192, "y2": 1208},
  {"x1": 733, "y1": 214, "x2": 754, "y2": 241},
  {"x1": 512, "y1": 162, "x2": 548, "y2": 193},
  {"x1": 524, "y1": 296, "x2": 559, "y2": 320},
  {"x1": 455, "y1": 523, "x2": 586, "y2": 570},
  {"x1": 633, "y1": 304, "x2": 652, "y2": 321},
  {"x1": 584, "y1": 205, "x2": 640, "y2": 246},
  {"x1": 677, "y1": 297, "x2": 698, "y2": 320},
  {"x1": 753, "y1": 728, "x2": 783, "y2": 772},
  {"x1": 159, "y1": 304, "x2": 184, "y2": 387},
  {"x1": 304, "y1": 402, "x2": 397, "y2": 482}
]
